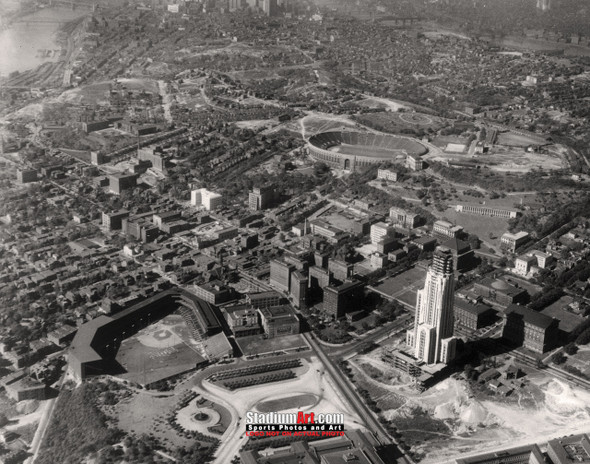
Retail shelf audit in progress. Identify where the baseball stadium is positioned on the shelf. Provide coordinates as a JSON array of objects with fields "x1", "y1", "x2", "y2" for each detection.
[
  {"x1": 307, "y1": 131, "x2": 428, "y2": 171},
  {"x1": 68, "y1": 288, "x2": 232, "y2": 386}
]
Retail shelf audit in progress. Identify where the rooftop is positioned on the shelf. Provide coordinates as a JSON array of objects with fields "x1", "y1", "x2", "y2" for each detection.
[
  {"x1": 548, "y1": 433, "x2": 590, "y2": 463},
  {"x1": 505, "y1": 304, "x2": 556, "y2": 329}
]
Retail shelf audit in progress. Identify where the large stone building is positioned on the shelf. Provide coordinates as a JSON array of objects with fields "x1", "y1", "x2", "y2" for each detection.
[
  {"x1": 102, "y1": 210, "x2": 130, "y2": 231},
  {"x1": 441, "y1": 238, "x2": 475, "y2": 273},
  {"x1": 191, "y1": 188, "x2": 223, "y2": 211},
  {"x1": 290, "y1": 271, "x2": 308, "y2": 309},
  {"x1": 370, "y1": 222, "x2": 394, "y2": 245},
  {"x1": 502, "y1": 304, "x2": 559, "y2": 354},
  {"x1": 547, "y1": 434, "x2": 590, "y2": 464},
  {"x1": 455, "y1": 204, "x2": 518, "y2": 219},
  {"x1": 406, "y1": 247, "x2": 457, "y2": 365},
  {"x1": 108, "y1": 172, "x2": 138, "y2": 194},
  {"x1": 249, "y1": 185, "x2": 276, "y2": 211},
  {"x1": 258, "y1": 305, "x2": 300, "y2": 338},
  {"x1": 247, "y1": 291, "x2": 281, "y2": 310},
  {"x1": 453, "y1": 299, "x2": 496, "y2": 333},
  {"x1": 17, "y1": 168, "x2": 38, "y2": 184},
  {"x1": 390, "y1": 207, "x2": 420, "y2": 229},
  {"x1": 455, "y1": 444, "x2": 545, "y2": 464},
  {"x1": 269, "y1": 260, "x2": 295, "y2": 293},
  {"x1": 323, "y1": 280, "x2": 365, "y2": 319},
  {"x1": 473, "y1": 277, "x2": 529, "y2": 307},
  {"x1": 328, "y1": 259, "x2": 353, "y2": 282},
  {"x1": 500, "y1": 231, "x2": 529, "y2": 253},
  {"x1": 224, "y1": 305, "x2": 261, "y2": 338},
  {"x1": 240, "y1": 430, "x2": 385, "y2": 464},
  {"x1": 433, "y1": 220, "x2": 463, "y2": 239}
]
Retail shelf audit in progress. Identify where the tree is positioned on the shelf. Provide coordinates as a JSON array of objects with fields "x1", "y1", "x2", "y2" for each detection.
[
  {"x1": 551, "y1": 351, "x2": 567, "y2": 365},
  {"x1": 467, "y1": 233, "x2": 481, "y2": 250},
  {"x1": 564, "y1": 342, "x2": 578, "y2": 356}
]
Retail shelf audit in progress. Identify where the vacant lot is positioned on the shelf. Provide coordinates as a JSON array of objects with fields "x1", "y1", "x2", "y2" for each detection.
[{"x1": 237, "y1": 334, "x2": 309, "y2": 357}]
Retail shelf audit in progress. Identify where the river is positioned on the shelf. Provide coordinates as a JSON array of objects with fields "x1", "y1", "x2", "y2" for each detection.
[{"x1": 0, "y1": 7, "x2": 87, "y2": 77}]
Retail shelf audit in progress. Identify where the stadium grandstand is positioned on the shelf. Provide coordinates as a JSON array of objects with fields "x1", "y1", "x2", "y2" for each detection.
[
  {"x1": 307, "y1": 131, "x2": 427, "y2": 171},
  {"x1": 68, "y1": 288, "x2": 224, "y2": 382}
]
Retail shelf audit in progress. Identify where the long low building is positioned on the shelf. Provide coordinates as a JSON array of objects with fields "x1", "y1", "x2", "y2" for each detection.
[
  {"x1": 455, "y1": 204, "x2": 519, "y2": 219},
  {"x1": 68, "y1": 288, "x2": 223, "y2": 381},
  {"x1": 455, "y1": 443, "x2": 544, "y2": 464}
]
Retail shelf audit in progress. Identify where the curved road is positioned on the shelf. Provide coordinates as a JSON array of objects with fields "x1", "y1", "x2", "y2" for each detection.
[{"x1": 303, "y1": 332, "x2": 413, "y2": 464}]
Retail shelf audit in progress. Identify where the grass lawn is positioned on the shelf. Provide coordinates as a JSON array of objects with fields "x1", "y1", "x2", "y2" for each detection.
[{"x1": 440, "y1": 207, "x2": 509, "y2": 247}]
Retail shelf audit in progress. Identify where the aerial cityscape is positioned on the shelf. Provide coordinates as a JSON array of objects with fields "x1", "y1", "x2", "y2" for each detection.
[{"x1": 2, "y1": 0, "x2": 590, "y2": 463}]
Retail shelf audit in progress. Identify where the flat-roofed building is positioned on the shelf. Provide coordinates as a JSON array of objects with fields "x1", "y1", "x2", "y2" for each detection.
[
  {"x1": 412, "y1": 236, "x2": 437, "y2": 252},
  {"x1": 258, "y1": 305, "x2": 300, "y2": 338},
  {"x1": 153, "y1": 210, "x2": 182, "y2": 228},
  {"x1": 138, "y1": 150, "x2": 170, "y2": 173},
  {"x1": 215, "y1": 226, "x2": 238, "y2": 241},
  {"x1": 456, "y1": 204, "x2": 519, "y2": 219},
  {"x1": 108, "y1": 172, "x2": 138, "y2": 194},
  {"x1": 224, "y1": 305, "x2": 261, "y2": 338},
  {"x1": 376, "y1": 236, "x2": 399, "y2": 254},
  {"x1": 433, "y1": 220, "x2": 463, "y2": 239},
  {"x1": 309, "y1": 219, "x2": 342, "y2": 243},
  {"x1": 389, "y1": 207, "x2": 420, "y2": 229},
  {"x1": 249, "y1": 185, "x2": 276, "y2": 211},
  {"x1": 371, "y1": 252, "x2": 387, "y2": 269},
  {"x1": 191, "y1": 188, "x2": 223, "y2": 211},
  {"x1": 515, "y1": 254, "x2": 538, "y2": 276},
  {"x1": 502, "y1": 304, "x2": 559, "y2": 354},
  {"x1": 442, "y1": 237, "x2": 475, "y2": 273},
  {"x1": 5, "y1": 378, "x2": 46, "y2": 402},
  {"x1": 547, "y1": 433, "x2": 590, "y2": 464},
  {"x1": 309, "y1": 265, "x2": 331, "y2": 291},
  {"x1": 17, "y1": 168, "x2": 38, "y2": 184},
  {"x1": 329, "y1": 259, "x2": 353, "y2": 282},
  {"x1": 247, "y1": 291, "x2": 282, "y2": 309},
  {"x1": 290, "y1": 271, "x2": 308, "y2": 309},
  {"x1": 501, "y1": 231, "x2": 529, "y2": 253},
  {"x1": 530, "y1": 250, "x2": 554, "y2": 269},
  {"x1": 240, "y1": 430, "x2": 385, "y2": 464},
  {"x1": 473, "y1": 277, "x2": 529, "y2": 307},
  {"x1": 370, "y1": 222, "x2": 394, "y2": 245},
  {"x1": 377, "y1": 168, "x2": 398, "y2": 182},
  {"x1": 406, "y1": 153, "x2": 425, "y2": 170},
  {"x1": 323, "y1": 280, "x2": 365, "y2": 319},
  {"x1": 122, "y1": 215, "x2": 159, "y2": 243},
  {"x1": 455, "y1": 443, "x2": 544, "y2": 464},
  {"x1": 454, "y1": 298, "x2": 496, "y2": 332},
  {"x1": 269, "y1": 260, "x2": 295, "y2": 293},
  {"x1": 388, "y1": 249, "x2": 407, "y2": 263},
  {"x1": 102, "y1": 210, "x2": 130, "y2": 231},
  {"x1": 193, "y1": 281, "x2": 232, "y2": 305}
]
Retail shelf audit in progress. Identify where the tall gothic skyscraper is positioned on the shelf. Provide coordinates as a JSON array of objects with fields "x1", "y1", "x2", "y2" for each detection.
[{"x1": 406, "y1": 247, "x2": 457, "y2": 365}]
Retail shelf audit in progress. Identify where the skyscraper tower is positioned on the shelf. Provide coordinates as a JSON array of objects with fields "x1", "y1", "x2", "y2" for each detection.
[{"x1": 406, "y1": 247, "x2": 457, "y2": 365}]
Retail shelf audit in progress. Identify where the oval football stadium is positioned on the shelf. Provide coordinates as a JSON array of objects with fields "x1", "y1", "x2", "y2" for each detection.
[{"x1": 307, "y1": 131, "x2": 427, "y2": 171}]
